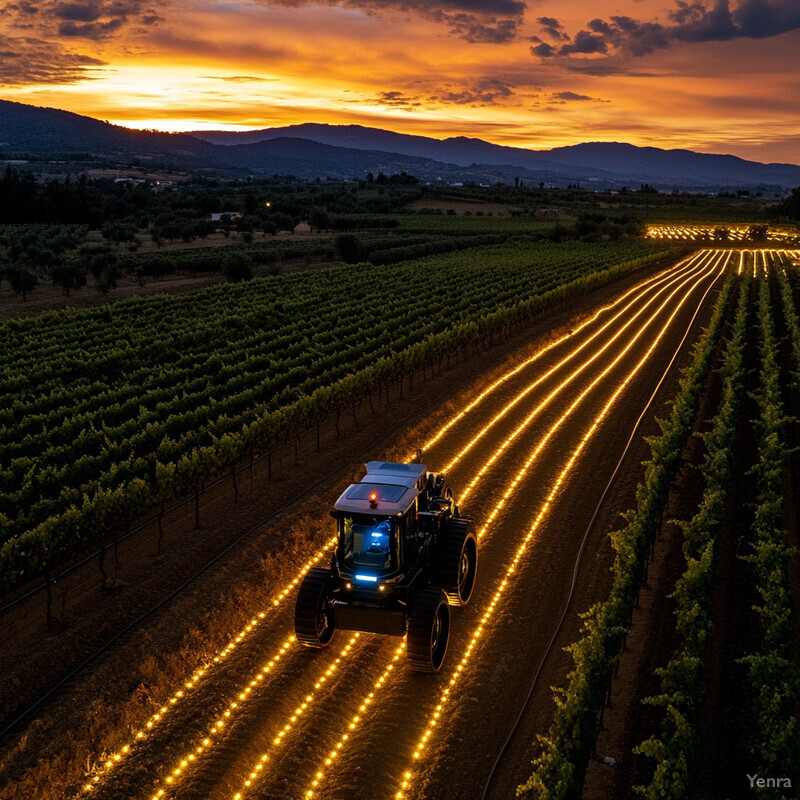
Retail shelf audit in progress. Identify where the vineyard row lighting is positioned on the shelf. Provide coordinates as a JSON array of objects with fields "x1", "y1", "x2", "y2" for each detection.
[
  {"x1": 394, "y1": 254, "x2": 730, "y2": 799},
  {"x1": 440, "y1": 251, "x2": 711, "y2": 479},
  {"x1": 145, "y1": 634, "x2": 298, "y2": 799},
  {"x1": 469, "y1": 254, "x2": 722, "y2": 545},
  {"x1": 456, "y1": 252, "x2": 716, "y2": 506},
  {"x1": 83, "y1": 264, "x2": 674, "y2": 794},
  {"x1": 408, "y1": 252, "x2": 694, "y2": 462},
  {"x1": 82, "y1": 543, "x2": 331, "y2": 793},
  {"x1": 83, "y1": 251, "x2": 720, "y2": 795},
  {"x1": 151, "y1": 634, "x2": 361, "y2": 800}
]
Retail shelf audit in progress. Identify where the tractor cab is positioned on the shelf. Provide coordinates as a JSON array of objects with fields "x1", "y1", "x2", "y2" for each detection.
[{"x1": 331, "y1": 461, "x2": 428, "y2": 587}]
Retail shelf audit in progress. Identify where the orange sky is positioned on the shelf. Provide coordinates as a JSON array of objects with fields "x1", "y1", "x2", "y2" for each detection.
[{"x1": 2, "y1": 0, "x2": 800, "y2": 162}]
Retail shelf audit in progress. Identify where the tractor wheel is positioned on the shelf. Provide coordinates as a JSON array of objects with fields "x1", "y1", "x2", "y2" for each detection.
[
  {"x1": 407, "y1": 588, "x2": 450, "y2": 672},
  {"x1": 294, "y1": 567, "x2": 336, "y2": 648},
  {"x1": 433, "y1": 519, "x2": 477, "y2": 607}
]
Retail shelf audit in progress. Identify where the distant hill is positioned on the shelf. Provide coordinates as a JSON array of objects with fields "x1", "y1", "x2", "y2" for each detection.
[
  {"x1": 0, "y1": 98, "x2": 219, "y2": 166},
  {"x1": 194, "y1": 122, "x2": 800, "y2": 190},
  {"x1": 2, "y1": 99, "x2": 799, "y2": 190}
]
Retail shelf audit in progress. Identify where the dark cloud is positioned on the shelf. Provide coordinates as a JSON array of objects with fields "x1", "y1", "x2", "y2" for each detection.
[
  {"x1": 428, "y1": 77, "x2": 514, "y2": 105},
  {"x1": 262, "y1": 0, "x2": 526, "y2": 44},
  {"x1": 558, "y1": 30, "x2": 608, "y2": 55},
  {"x1": 5, "y1": 1, "x2": 40, "y2": 13},
  {"x1": 434, "y1": 12, "x2": 518, "y2": 43},
  {"x1": 59, "y1": 17, "x2": 125, "y2": 35},
  {"x1": 552, "y1": 91, "x2": 594, "y2": 101},
  {"x1": 3, "y1": 0, "x2": 162, "y2": 45},
  {"x1": 0, "y1": 34, "x2": 104, "y2": 84},
  {"x1": 532, "y1": 0, "x2": 800, "y2": 61},
  {"x1": 55, "y1": 2, "x2": 103, "y2": 22},
  {"x1": 530, "y1": 41, "x2": 555, "y2": 57},
  {"x1": 536, "y1": 15, "x2": 568, "y2": 40}
]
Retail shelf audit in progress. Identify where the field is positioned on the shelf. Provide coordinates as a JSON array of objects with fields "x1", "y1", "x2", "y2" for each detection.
[{"x1": 1, "y1": 232, "x2": 798, "y2": 800}]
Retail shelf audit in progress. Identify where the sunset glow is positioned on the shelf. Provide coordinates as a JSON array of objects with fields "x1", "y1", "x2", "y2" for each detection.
[{"x1": 2, "y1": 0, "x2": 800, "y2": 161}]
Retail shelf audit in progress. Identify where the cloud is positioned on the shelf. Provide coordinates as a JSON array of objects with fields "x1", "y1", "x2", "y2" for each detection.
[
  {"x1": 202, "y1": 75, "x2": 278, "y2": 83},
  {"x1": 260, "y1": 0, "x2": 527, "y2": 43},
  {"x1": 552, "y1": 91, "x2": 594, "y2": 101},
  {"x1": 0, "y1": 34, "x2": 104, "y2": 84},
  {"x1": 532, "y1": 0, "x2": 800, "y2": 61},
  {"x1": 372, "y1": 90, "x2": 424, "y2": 110},
  {"x1": 536, "y1": 16, "x2": 568, "y2": 40},
  {"x1": 3, "y1": 0, "x2": 163, "y2": 43},
  {"x1": 429, "y1": 77, "x2": 515, "y2": 105}
]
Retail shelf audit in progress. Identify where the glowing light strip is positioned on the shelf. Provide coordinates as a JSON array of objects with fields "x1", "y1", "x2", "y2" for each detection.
[
  {"x1": 468, "y1": 254, "x2": 724, "y2": 540},
  {"x1": 439, "y1": 252, "x2": 713, "y2": 477},
  {"x1": 455, "y1": 255, "x2": 717, "y2": 506},
  {"x1": 406, "y1": 252, "x2": 699, "y2": 462},
  {"x1": 81, "y1": 543, "x2": 334, "y2": 792},
  {"x1": 225, "y1": 641, "x2": 406, "y2": 800},
  {"x1": 225, "y1": 633, "x2": 363, "y2": 800},
  {"x1": 145, "y1": 635, "x2": 297, "y2": 799},
  {"x1": 297, "y1": 643, "x2": 407, "y2": 800},
  {"x1": 393, "y1": 254, "x2": 729, "y2": 799}
]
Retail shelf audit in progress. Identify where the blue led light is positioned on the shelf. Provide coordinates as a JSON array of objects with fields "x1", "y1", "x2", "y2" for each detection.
[{"x1": 354, "y1": 574, "x2": 378, "y2": 583}]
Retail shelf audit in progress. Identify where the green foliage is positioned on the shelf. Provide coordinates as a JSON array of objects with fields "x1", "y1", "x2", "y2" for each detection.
[
  {"x1": 736, "y1": 277, "x2": 799, "y2": 790},
  {"x1": 633, "y1": 274, "x2": 749, "y2": 797},
  {"x1": 221, "y1": 252, "x2": 254, "y2": 282}
]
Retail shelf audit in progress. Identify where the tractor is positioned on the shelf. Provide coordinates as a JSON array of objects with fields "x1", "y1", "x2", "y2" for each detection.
[{"x1": 294, "y1": 461, "x2": 477, "y2": 671}]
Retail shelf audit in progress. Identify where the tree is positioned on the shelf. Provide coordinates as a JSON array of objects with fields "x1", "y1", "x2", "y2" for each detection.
[
  {"x1": 8, "y1": 265, "x2": 39, "y2": 300},
  {"x1": 51, "y1": 261, "x2": 87, "y2": 295},
  {"x1": 96, "y1": 264, "x2": 122, "y2": 294},
  {"x1": 747, "y1": 224, "x2": 769, "y2": 242},
  {"x1": 309, "y1": 206, "x2": 330, "y2": 233},
  {"x1": 714, "y1": 226, "x2": 730, "y2": 241}
]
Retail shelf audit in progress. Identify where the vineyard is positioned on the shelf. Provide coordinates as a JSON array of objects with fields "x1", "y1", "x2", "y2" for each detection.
[
  {"x1": 1, "y1": 246, "x2": 798, "y2": 800},
  {"x1": 0, "y1": 239, "x2": 664, "y2": 596}
]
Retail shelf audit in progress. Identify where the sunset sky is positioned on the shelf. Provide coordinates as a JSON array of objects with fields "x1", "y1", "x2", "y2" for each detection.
[{"x1": 2, "y1": 0, "x2": 800, "y2": 163}]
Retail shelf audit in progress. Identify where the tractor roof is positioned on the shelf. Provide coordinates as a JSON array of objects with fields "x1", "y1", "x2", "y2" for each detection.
[
  {"x1": 363, "y1": 461, "x2": 426, "y2": 488},
  {"x1": 333, "y1": 462, "x2": 427, "y2": 516}
]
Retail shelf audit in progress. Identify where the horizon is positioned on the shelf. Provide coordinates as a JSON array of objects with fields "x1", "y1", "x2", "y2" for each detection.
[
  {"x1": 1, "y1": 1, "x2": 799, "y2": 163},
  {"x1": 6, "y1": 98, "x2": 800, "y2": 169}
]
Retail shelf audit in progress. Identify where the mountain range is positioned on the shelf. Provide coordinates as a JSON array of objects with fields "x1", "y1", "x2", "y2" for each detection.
[{"x1": 2, "y1": 99, "x2": 799, "y2": 192}]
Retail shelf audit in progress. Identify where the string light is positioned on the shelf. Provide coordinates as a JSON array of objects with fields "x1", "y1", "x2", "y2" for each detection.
[
  {"x1": 440, "y1": 251, "x2": 712, "y2": 477},
  {"x1": 456, "y1": 254, "x2": 717, "y2": 506},
  {"x1": 394, "y1": 254, "x2": 730, "y2": 799},
  {"x1": 80, "y1": 544, "x2": 333, "y2": 791},
  {"x1": 407, "y1": 252, "x2": 702, "y2": 462}
]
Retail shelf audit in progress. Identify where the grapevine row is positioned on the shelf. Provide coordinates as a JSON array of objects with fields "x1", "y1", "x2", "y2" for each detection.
[
  {"x1": 737, "y1": 276, "x2": 799, "y2": 792},
  {"x1": 632, "y1": 273, "x2": 749, "y2": 798}
]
